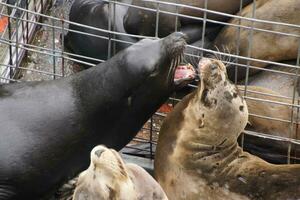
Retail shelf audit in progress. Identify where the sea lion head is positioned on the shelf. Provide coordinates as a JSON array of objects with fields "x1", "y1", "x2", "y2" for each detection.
[
  {"x1": 73, "y1": 145, "x2": 136, "y2": 200},
  {"x1": 90, "y1": 145, "x2": 129, "y2": 179},
  {"x1": 195, "y1": 58, "x2": 248, "y2": 140},
  {"x1": 125, "y1": 32, "x2": 196, "y2": 91}
]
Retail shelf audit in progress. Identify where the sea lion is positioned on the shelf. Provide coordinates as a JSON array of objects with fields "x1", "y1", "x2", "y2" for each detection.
[
  {"x1": 72, "y1": 145, "x2": 168, "y2": 200},
  {"x1": 154, "y1": 57, "x2": 300, "y2": 200},
  {"x1": 0, "y1": 32, "x2": 195, "y2": 199},
  {"x1": 214, "y1": 0, "x2": 300, "y2": 81},
  {"x1": 247, "y1": 61, "x2": 300, "y2": 98},
  {"x1": 64, "y1": 0, "x2": 137, "y2": 65},
  {"x1": 238, "y1": 61, "x2": 300, "y2": 164},
  {"x1": 237, "y1": 85, "x2": 300, "y2": 164},
  {"x1": 124, "y1": 0, "x2": 252, "y2": 37}
]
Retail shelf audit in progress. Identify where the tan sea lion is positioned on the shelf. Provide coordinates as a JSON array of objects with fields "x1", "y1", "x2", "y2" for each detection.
[
  {"x1": 238, "y1": 85, "x2": 300, "y2": 164},
  {"x1": 214, "y1": 0, "x2": 300, "y2": 81},
  {"x1": 73, "y1": 145, "x2": 168, "y2": 200},
  {"x1": 238, "y1": 61, "x2": 300, "y2": 163},
  {"x1": 154, "y1": 58, "x2": 300, "y2": 200}
]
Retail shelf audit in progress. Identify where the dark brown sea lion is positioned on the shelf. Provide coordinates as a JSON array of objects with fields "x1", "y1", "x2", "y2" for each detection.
[
  {"x1": 214, "y1": 0, "x2": 300, "y2": 81},
  {"x1": 155, "y1": 58, "x2": 300, "y2": 200},
  {"x1": 124, "y1": 0, "x2": 252, "y2": 37},
  {"x1": 73, "y1": 145, "x2": 168, "y2": 200},
  {"x1": 0, "y1": 32, "x2": 195, "y2": 199}
]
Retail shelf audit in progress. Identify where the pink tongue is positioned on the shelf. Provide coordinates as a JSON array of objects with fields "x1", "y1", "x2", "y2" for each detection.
[{"x1": 174, "y1": 64, "x2": 196, "y2": 80}]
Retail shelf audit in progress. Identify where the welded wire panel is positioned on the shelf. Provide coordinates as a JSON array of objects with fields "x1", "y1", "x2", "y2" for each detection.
[{"x1": 0, "y1": 0, "x2": 299, "y2": 163}]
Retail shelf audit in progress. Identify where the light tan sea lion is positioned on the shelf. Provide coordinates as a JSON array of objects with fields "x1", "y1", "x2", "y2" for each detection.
[
  {"x1": 154, "y1": 58, "x2": 300, "y2": 200},
  {"x1": 73, "y1": 145, "x2": 168, "y2": 200},
  {"x1": 214, "y1": 0, "x2": 300, "y2": 81}
]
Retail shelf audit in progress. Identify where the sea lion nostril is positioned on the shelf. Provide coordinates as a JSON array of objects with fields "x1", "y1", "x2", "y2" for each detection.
[
  {"x1": 171, "y1": 32, "x2": 187, "y2": 40},
  {"x1": 94, "y1": 149, "x2": 105, "y2": 157}
]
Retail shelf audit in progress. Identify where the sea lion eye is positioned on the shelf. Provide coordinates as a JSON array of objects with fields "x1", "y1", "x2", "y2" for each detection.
[
  {"x1": 211, "y1": 63, "x2": 218, "y2": 70},
  {"x1": 210, "y1": 63, "x2": 219, "y2": 77}
]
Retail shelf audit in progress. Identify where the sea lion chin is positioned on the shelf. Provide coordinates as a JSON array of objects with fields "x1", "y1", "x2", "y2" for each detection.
[
  {"x1": 73, "y1": 145, "x2": 168, "y2": 200},
  {"x1": 155, "y1": 58, "x2": 300, "y2": 200}
]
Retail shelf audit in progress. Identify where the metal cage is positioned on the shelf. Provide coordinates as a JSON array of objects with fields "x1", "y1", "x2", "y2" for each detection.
[{"x1": 0, "y1": 0, "x2": 300, "y2": 167}]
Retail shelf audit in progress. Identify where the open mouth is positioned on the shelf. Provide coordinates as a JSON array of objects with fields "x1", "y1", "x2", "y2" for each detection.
[
  {"x1": 174, "y1": 63, "x2": 196, "y2": 83},
  {"x1": 167, "y1": 49, "x2": 196, "y2": 87}
]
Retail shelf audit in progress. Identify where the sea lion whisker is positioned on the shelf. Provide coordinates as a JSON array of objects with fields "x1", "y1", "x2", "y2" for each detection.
[
  {"x1": 167, "y1": 58, "x2": 175, "y2": 82},
  {"x1": 214, "y1": 45, "x2": 222, "y2": 62},
  {"x1": 225, "y1": 46, "x2": 232, "y2": 67},
  {"x1": 171, "y1": 55, "x2": 181, "y2": 79},
  {"x1": 222, "y1": 45, "x2": 227, "y2": 62}
]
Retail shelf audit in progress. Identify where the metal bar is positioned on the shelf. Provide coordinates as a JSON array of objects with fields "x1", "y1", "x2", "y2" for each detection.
[
  {"x1": 107, "y1": 0, "x2": 113, "y2": 59},
  {"x1": 200, "y1": 0, "x2": 207, "y2": 58},
  {"x1": 287, "y1": 39, "x2": 300, "y2": 163},
  {"x1": 52, "y1": 17, "x2": 56, "y2": 79},
  {"x1": 234, "y1": 0, "x2": 243, "y2": 84},
  {"x1": 2, "y1": 1, "x2": 299, "y2": 40},
  {"x1": 155, "y1": 2, "x2": 160, "y2": 38}
]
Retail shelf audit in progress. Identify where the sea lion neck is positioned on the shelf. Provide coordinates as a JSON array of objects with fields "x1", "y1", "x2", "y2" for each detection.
[
  {"x1": 71, "y1": 52, "x2": 151, "y2": 113},
  {"x1": 178, "y1": 97, "x2": 242, "y2": 170}
]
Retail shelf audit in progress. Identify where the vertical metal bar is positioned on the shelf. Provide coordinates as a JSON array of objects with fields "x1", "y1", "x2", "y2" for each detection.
[
  {"x1": 174, "y1": 5, "x2": 179, "y2": 32},
  {"x1": 172, "y1": 5, "x2": 180, "y2": 108},
  {"x1": 200, "y1": 0, "x2": 207, "y2": 58},
  {"x1": 234, "y1": 0, "x2": 243, "y2": 84},
  {"x1": 155, "y1": 2, "x2": 160, "y2": 38},
  {"x1": 61, "y1": 17, "x2": 65, "y2": 77},
  {"x1": 25, "y1": 0, "x2": 29, "y2": 57},
  {"x1": 151, "y1": 1, "x2": 161, "y2": 158},
  {"x1": 14, "y1": 3, "x2": 19, "y2": 79},
  {"x1": 52, "y1": 17, "x2": 56, "y2": 79},
  {"x1": 112, "y1": 0, "x2": 116, "y2": 56},
  {"x1": 287, "y1": 39, "x2": 300, "y2": 164},
  {"x1": 107, "y1": 0, "x2": 112, "y2": 60},
  {"x1": 7, "y1": 5, "x2": 13, "y2": 80},
  {"x1": 241, "y1": 0, "x2": 256, "y2": 149},
  {"x1": 20, "y1": 2, "x2": 26, "y2": 49},
  {"x1": 33, "y1": 0, "x2": 38, "y2": 21},
  {"x1": 150, "y1": 117, "x2": 153, "y2": 159}
]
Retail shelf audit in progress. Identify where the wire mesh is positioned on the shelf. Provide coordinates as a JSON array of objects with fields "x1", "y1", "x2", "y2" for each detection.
[{"x1": 0, "y1": 0, "x2": 299, "y2": 164}]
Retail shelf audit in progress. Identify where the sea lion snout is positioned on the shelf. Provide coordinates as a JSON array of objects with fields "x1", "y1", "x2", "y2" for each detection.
[
  {"x1": 94, "y1": 149, "x2": 105, "y2": 158},
  {"x1": 198, "y1": 58, "x2": 225, "y2": 74},
  {"x1": 198, "y1": 58, "x2": 225, "y2": 88},
  {"x1": 163, "y1": 32, "x2": 187, "y2": 57},
  {"x1": 91, "y1": 145, "x2": 108, "y2": 161}
]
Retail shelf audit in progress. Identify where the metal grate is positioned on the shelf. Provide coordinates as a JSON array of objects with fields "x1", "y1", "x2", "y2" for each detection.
[{"x1": 0, "y1": 0, "x2": 300, "y2": 164}]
